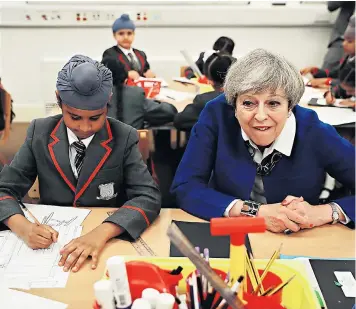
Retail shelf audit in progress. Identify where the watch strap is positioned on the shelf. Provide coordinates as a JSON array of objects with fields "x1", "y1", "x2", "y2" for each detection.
[
  {"x1": 240, "y1": 200, "x2": 261, "y2": 217},
  {"x1": 329, "y1": 202, "x2": 339, "y2": 224}
]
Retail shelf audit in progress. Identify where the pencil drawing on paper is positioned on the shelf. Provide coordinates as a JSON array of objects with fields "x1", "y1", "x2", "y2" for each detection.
[{"x1": 41, "y1": 212, "x2": 78, "y2": 227}]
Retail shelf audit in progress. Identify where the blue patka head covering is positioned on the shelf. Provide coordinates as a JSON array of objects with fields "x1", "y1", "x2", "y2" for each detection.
[
  {"x1": 112, "y1": 14, "x2": 136, "y2": 33},
  {"x1": 56, "y1": 55, "x2": 113, "y2": 110}
]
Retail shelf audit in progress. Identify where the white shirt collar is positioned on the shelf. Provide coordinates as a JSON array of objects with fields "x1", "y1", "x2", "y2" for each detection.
[
  {"x1": 118, "y1": 45, "x2": 135, "y2": 58},
  {"x1": 241, "y1": 113, "x2": 296, "y2": 157},
  {"x1": 66, "y1": 128, "x2": 95, "y2": 149}
]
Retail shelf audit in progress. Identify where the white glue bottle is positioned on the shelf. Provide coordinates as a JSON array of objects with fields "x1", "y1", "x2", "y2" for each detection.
[
  {"x1": 155, "y1": 293, "x2": 175, "y2": 309},
  {"x1": 106, "y1": 256, "x2": 132, "y2": 309},
  {"x1": 93, "y1": 280, "x2": 116, "y2": 309},
  {"x1": 131, "y1": 298, "x2": 152, "y2": 309},
  {"x1": 142, "y1": 288, "x2": 160, "y2": 309}
]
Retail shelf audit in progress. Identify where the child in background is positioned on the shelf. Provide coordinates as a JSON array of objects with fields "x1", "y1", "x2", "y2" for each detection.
[
  {"x1": 300, "y1": 15, "x2": 355, "y2": 89},
  {"x1": 0, "y1": 79, "x2": 13, "y2": 146},
  {"x1": 325, "y1": 57, "x2": 355, "y2": 108},
  {"x1": 175, "y1": 52, "x2": 235, "y2": 131},
  {"x1": 102, "y1": 14, "x2": 156, "y2": 81},
  {"x1": 102, "y1": 57, "x2": 177, "y2": 129},
  {"x1": 184, "y1": 36, "x2": 235, "y2": 79}
]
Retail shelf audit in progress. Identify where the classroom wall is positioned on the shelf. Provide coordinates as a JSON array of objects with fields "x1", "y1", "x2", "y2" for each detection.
[{"x1": 0, "y1": 2, "x2": 335, "y2": 122}]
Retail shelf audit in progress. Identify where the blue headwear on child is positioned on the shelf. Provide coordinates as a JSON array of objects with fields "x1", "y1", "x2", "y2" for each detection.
[
  {"x1": 56, "y1": 55, "x2": 113, "y2": 110},
  {"x1": 112, "y1": 14, "x2": 136, "y2": 33}
]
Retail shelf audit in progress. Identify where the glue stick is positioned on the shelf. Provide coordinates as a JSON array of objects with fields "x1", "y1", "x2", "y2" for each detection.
[
  {"x1": 106, "y1": 256, "x2": 132, "y2": 309},
  {"x1": 142, "y1": 288, "x2": 160, "y2": 309},
  {"x1": 156, "y1": 293, "x2": 175, "y2": 309},
  {"x1": 93, "y1": 280, "x2": 116, "y2": 309},
  {"x1": 131, "y1": 298, "x2": 152, "y2": 309}
]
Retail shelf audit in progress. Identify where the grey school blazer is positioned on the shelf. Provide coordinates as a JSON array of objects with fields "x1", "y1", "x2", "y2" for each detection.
[
  {"x1": 108, "y1": 85, "x2": 177, "y2": 129},
  {"x1": 0, "y1": 115, "x2": 161, "y2": 239}
]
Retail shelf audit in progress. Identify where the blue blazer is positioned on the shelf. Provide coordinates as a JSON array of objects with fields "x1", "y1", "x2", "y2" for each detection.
[{"x1": 171, "y1": 94, "x2": 355, "y2": 226}]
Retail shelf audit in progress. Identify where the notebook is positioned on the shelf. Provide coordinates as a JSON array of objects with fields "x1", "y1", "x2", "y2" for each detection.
[{"x1": 169, "y1": 220, "x2": 253, "y2": 258}]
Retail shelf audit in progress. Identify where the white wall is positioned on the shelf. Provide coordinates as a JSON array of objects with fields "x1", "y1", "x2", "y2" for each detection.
[{"x1": 0, "y1": 2, "x2": 334, "y2": 121}]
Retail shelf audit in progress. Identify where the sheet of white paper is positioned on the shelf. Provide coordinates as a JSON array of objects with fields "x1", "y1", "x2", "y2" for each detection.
[
  {"x1": 155, "y1": 88, "x2": 196, "y2": 102},
  {"x1": 313, "y1": 107, "x2": 356, "y2": 125},
  {"x1": 300, "y1": 86, "x2": 325, "y2": 104},
  {"x1": 24, "y1": 203, "x2": 90, "y2": 227},
  {"x1": 295, "y1": 258, "x2": 327, "y2": 304},
  {"x1": 172, "y1": 77, "x2": 198, "y2": 85},
  {"x1": 0, "y1": 287, "x2": 67, "y2": 309},
  {"x1": 334, "y1": 271, "x2": 356, "y2": 297},
  {"x1": 0, "y1": 225, "x2": 82, "y2": 289},
  {"x1": 302, "y1": 76, "x2": 310, "y2": 85},
  {"x1": 315, "y1": 98, "x2": 352, "y2": 109}
]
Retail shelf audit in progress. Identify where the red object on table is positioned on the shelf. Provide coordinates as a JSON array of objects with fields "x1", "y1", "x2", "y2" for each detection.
[
  {"x1": 211, "y1": 217, "x2": 266, "y2": 246},
  {"x1": 244, "y1": 294, "x2": 286, "y2": 309},
  {"x1": 127, "y1": 78, "x2": 161, "y2": 98},
  {"x1": 105, "y1": 260, "x2": 182, "y2": 309},
  {"x1": 197, "y1": 75, "x2": 209, "y2": 84}
]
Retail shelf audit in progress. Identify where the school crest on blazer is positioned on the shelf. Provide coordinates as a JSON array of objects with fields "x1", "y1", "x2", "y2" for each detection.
[{"x1": 97, "y1": 182, "x2": 117, "y2": 200}]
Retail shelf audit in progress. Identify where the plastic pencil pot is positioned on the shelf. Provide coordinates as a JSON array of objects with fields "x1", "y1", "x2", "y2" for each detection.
[{"x1": 210, "y1": 217, "x2": 266, "y2": 298}]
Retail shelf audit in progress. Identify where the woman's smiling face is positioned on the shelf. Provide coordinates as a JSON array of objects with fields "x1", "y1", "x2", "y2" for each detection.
[{"x1": 235, "y1": 89, "x2": 290, "y2": 146}]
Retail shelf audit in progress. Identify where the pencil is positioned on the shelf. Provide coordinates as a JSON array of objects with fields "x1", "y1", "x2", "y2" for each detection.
[
  {"x1": 203, "y1": 248, "x2": 209, "y2": 294},
  {"x1": 189, "y1": 277, "x2": 195, "y2": 309},
  {"x1": 211, "y1": 275, "x2": 231, "y2": 309},
  {"x1": 260, "y1": 285, "x2": 275, "y2": 296},
  {"x1": 203, "y1": 285, "x2": 216, "y2": 309},
  {"x1": 245, "y1": 254, "x2": 258, "y2": 291},
  {"x1": 19, "y1": 200, "x2": 41, "y2": 225},
  {"x1": 247, "y1": 250, "x2": 264, "y2": 294},
  {"x1": 243, "y1": 254, "x2": 247, "y2": 293},
  {"x1": 192, "y1": 272, "x2": 200, "y2": 309},
  {"x1": 216, "y1": 276, "x2": 245, "y2": 308},
  {"x1": 197, "y1": 273, "x2": 204, "y2": 303},
  {"x1": 259, "y1": 243, "x2": 283, "y2": 283},
  {"x1": 265, "y1": 274, "x2": 296, "y2": 296}
]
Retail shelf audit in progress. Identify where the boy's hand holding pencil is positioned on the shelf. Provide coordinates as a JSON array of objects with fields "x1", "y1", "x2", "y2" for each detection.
[
  {"x1": 22, "y1": 222, "x2": 58, "y2": 249},
  {"x1": 5, "y1": 212, "x2": 58, "y2": 250},
  {"x1": 20, "y1": 200, "x2": 59, "y2": 248},
  {"x1": 4, "y1": 199, "x2": 58, "y2": 250}
]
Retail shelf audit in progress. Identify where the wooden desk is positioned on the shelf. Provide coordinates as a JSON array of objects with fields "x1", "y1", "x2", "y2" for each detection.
[{"x1": 25, "y1": 208, "x2": 355, "y2": 309}]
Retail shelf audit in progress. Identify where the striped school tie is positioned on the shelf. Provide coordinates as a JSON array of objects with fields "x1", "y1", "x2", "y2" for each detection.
[
  {"x1": 128, "y1": 52, "x2": 141, "y2": 72},
  {"x1": 72, "y1": 141, "x2": 86, "y2": 176}
]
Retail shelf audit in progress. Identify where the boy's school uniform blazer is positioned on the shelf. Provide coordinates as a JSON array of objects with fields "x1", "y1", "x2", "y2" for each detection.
[
  {"x1": 173, "y1": 90, "x2": 222, "y2": 132},
  {"x1": 103, "y1": 46, "x2": 150, "y2": 76},
  {"x1": 171, "y1": 94, "x2": 355, "y2": 227},
  {"x1": 0, "y1": 115, "x2": 161, "y2": 239},
  {"x1": 108, "y1": 85, "x2": 177, "y2": 129}
]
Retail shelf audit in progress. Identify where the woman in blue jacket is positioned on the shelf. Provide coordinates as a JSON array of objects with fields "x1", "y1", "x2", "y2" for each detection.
[{"x1": 171, "y1": 49, "x2": 355, "y2": 233}]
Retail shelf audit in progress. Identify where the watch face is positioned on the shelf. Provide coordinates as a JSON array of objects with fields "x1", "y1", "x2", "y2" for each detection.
[{"x1": 242, "y1": 204, "x2": 250, "y2": 212}]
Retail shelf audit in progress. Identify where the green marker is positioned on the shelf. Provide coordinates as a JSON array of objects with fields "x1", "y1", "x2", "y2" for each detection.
[{"x1": 315, "y1": 290, "x2": 325, "y2": 309}]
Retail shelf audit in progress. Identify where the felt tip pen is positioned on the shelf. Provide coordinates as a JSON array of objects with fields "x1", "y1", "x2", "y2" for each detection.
[
  {"x1": 106, "y1": 256, "x2": 132, "y2": 309},
  {"x1": 93, "y1": 280, "x2": 116, "y2": 309}
]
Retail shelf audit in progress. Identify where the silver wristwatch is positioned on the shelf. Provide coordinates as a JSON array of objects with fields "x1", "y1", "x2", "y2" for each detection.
[
  {"x1": 329, "y1": 202, "x2": 339, "y2": 224},
  {"x1": 240, "y1": 200, "x2": 261, "y2": 217}
]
